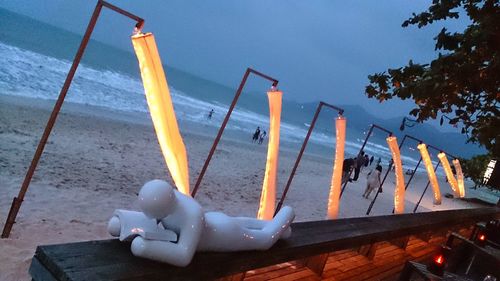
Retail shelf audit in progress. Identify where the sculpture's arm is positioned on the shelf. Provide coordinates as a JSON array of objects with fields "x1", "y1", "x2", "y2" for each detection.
[{"x1": 131, "y1": 206, "x2": 203, "y2": 266}]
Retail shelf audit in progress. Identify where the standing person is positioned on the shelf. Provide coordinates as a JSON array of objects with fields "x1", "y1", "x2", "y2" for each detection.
[
  {"x1": 207, "y1": 109, "x2": 214, "y2": 119},
  {"x1": 363, "y1": 165, "x2": 382, "y2": 199},
  {"x1": 364, "y1": 155, "x2": 370, "y2": 169},
  {"x1": 352, "y1": 151, "x2": 366, "y2": 181},
  {"x1": 369, "y1": 155, "x2": 374, "y2": 166},
  {"x1": 252, "y1": 127, "x2": 261, "y2": 143},
  {"x1": 258, "y1": 130, "x2": 267, "y2": 144},
  {"x1": 376, "y1": 157, "x2": 381, "y2": 167},
  {"x1": 342, "y1": 158, "x2": 356, "y2": 185}
]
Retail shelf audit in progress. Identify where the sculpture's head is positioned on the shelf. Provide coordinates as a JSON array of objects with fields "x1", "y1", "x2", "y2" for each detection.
[{"x1": 138, "y1": 179, "x2": 177, "y2": 219}]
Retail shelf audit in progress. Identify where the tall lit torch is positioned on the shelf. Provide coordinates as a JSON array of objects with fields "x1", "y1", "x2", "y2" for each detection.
[
  {"x1": 327, "y1": 116, "x2": 346, "y2": 219},
  {"x1": 132, "y1": 32, "x2": 190, "y2": 195},
  {"x1": 257, "y1": 88, "x2": 282, "y2": 220},
  {"x1": 417, "y1": 144, "x2": 441, "y2": 204},
  {"x1": 387, "y1": 136, "x2": 405, "y2": 214},
  {"x1": 437, "y1": 153, "x2": 459, "y2": 197},
  {"x1": 453, "y1": 159, "x2": 465, "y2": 198}
]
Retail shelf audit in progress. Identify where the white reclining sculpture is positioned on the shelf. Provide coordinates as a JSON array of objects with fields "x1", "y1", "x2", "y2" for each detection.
[{"x1": 108, "y1": 180, "x2": 295, "y2": 266}]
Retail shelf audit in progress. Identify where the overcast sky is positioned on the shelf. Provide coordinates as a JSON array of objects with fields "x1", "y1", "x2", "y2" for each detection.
[{"x1": 0, "y1": 0, "x2": 468, "y2": 119}]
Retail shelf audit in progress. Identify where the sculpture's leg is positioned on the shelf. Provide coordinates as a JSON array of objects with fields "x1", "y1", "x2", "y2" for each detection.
[{"x1": 233, "y1": 217, "x2": 268, "y2": 229}]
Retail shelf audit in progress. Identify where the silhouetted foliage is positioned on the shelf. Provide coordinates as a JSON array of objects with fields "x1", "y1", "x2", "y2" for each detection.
[{"x1": 366, "y1": 0, "x2": 499, "y2": 157}]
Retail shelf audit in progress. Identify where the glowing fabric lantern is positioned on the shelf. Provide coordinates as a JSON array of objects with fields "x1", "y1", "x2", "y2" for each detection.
[
  {"x1": 417, "y1": 144, "x2": 441, "y2": 204},
  {"x1": 453, "y1": 159, "x2": 465, "y2": 198},
  {"x1": 386, "y1": 136, "x2": 405, "y2": 214},
  {"x1": 437, "y1": 153, "x2": 459, "y2": 197},
  {"x1": 327, "y1": 116, "x2": 346, "y2": 219},
  {"x1": 257, "y1": 89, "x2": 282, "y2": 220},
  {"x1": 132, "y1": 33, "x2": 190, "y2": 195}
]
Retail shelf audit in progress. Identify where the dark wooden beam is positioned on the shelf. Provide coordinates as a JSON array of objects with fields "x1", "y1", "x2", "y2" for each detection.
[
  {"x1": 30, "y1": 207, "x2": 499, "y2": 281},
  {"x1": 301, "y1": 253, "x2": 329, "y2": 276},
  {"x1": 357, "y1": 243, "x2": 379, "y2": 260}
]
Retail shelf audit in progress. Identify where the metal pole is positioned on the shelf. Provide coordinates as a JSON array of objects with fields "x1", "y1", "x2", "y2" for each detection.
[
  {"x1": 392, "y1": 157, "x2": 422, "y2": 214},
  {"x1": 413, "y1": 161, "x2": 441, "y2": 213},
  {"x1": 275, "y1": 103, "x2": 322, "y2": 214},
  {"x1": 274, "y1": 101, "x2": 344, "y2": 214},
  {"x1": 1, "y1": 2, "x2": 103, "y2": 239},
  {"x1": 191, "y1": 68, "x2": 278, "y2": 197},
  {"x1": 389, "y1": 135, "x2": 423, "y2": 214},
  {"x1": 365, "y1": 131, "x2": 405, "y2": 215},
  {"x1": 340, "y1": 125, "x2": 374, "y2": 197},
  {"x1": 1, "y1": 0, "x2": 144, "y2": 238}
]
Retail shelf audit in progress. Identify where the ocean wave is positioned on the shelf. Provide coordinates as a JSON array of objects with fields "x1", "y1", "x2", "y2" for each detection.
[{"x1": 0, "y1": 41, "x2": 427, "y2": 170}]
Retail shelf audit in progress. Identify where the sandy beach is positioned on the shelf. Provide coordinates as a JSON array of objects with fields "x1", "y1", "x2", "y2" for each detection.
[{"x1": 0, "y1": 94, "x2": 488, "y2": 280}]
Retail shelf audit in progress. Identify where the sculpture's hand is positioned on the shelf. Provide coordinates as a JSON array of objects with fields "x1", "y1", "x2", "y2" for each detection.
[{"x1": 108, "y1": 216, "x2": 121, "y2": 237}]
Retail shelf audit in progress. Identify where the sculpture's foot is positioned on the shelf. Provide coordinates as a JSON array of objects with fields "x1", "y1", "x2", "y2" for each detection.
[{"x1": 281, "y1": 226, "x2": 292, "y2": 239}]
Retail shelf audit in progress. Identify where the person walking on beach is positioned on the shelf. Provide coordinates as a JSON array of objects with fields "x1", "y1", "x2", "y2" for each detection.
[
  {"x1": 363, "y1": 165, "x2": 382, "y2": 199},
  {"x1": 252, "y1": 127, "x2": 261, "y2": 143},
  {"x1": 352, "y1": 151, "x2": 366, "y2": 181},
  {"x1": 369, "y1": 155, "x2": 374, "y2": 166},
  {"x1": 258, "y1": 130, "x2": 267, "y2": 144},
  {"x1": 342, "y1": 157, "x2": 356, "y2": 185},
  {"x1": 207, "y1": 109, "x2": 214, "y2": 119},
  {"x1": 376, "y1": 157, "x2": 381, "y2": 167}
]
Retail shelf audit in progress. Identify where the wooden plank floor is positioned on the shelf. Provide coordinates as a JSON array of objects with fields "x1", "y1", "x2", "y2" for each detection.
[{"x1": 242, "y1": 227, "x2": 472, "y2": 281}]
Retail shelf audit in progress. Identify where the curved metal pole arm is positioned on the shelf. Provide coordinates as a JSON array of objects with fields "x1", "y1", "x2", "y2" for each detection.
[
  {"x1": 99, "y1": 0, "x2": 144, "y2": 28},
  {"x1": 191, "y1": 68, "x2": 278, "y2": 197},
  {"x1": 248, "y1": 68, "x2": 279, "y2": 87}
]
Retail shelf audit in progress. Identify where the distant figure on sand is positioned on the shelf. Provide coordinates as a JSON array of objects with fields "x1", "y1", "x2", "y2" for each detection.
[
  {"x1": 207, "y1": 109, "x2": 214, "y2": 119},
  {"x1": 109, "y1": 180, "x2": 295, "y2": 266},
  {"x1": 252, "y1": 127, "x2": 261, "y2": 143},
  {"x1": 342, "y1": 157, "x2": 356, "y2": 185},
  {"x1": 352, "y1": 151, "x2": 366, "y2": 181},
  {"x1": 363, "y1": 165, "x2": 382, "y2": 199},
  {"x1": 258, "y1": 130, "x2": 267, "y2": 144},
  {"x1": 376, "y1": 157, "x2": 381, "y2": 166},
  {"x1": 369, "y1": 155, "x2": 374, "y2": 166}
]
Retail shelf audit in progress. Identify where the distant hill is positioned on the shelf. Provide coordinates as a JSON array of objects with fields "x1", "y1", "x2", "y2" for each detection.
[{"x1": 293, "y1": 102, "x2": 485, "y2": 158}]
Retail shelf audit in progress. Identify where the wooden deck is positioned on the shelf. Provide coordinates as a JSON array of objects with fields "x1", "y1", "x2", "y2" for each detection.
[
  {"x1": 241, "y1": 229, "x2": 465, "y2": 281},
  {"x1": 29, "y1": 207, "x2": 500, "y2": 281}
]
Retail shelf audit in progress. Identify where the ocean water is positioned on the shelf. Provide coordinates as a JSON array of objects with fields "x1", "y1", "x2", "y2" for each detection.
[{"x1": 0, "y1": 8, "x2": 430, "y2": 173}]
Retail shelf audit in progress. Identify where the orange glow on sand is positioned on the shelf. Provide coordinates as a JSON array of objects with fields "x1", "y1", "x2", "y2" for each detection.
[
  {"x1": 327, "y1": 116, "x2": 346, "y2": 219},
  {"x1": 417, "y1": 144, "x2": 441, "y2": 205},
  {"x1": 132, "y1": 33, "x2": 190, "y2": 195},
  {"x1": 387, "y1": 136, "x2": 405, "y2": 214},
  {"x1": 438, "y1": 153, "x2": 459, "y2": 197},
  {"x1": 453, "y1": 159, "x2": 465, "y2": 198},
  {"x1": 257, "y1": 89, "x2": 282, "y2": 220}
]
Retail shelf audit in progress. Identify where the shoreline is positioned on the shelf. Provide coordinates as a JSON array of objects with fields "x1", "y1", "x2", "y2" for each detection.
[{"x1": 0, "y1": 93, "x2": 491, "y2": 280}]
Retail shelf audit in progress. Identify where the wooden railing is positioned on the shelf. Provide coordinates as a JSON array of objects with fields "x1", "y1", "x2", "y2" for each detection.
[{"x1": 29, "y1": 207, "x2": 500, "y2": 281}]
